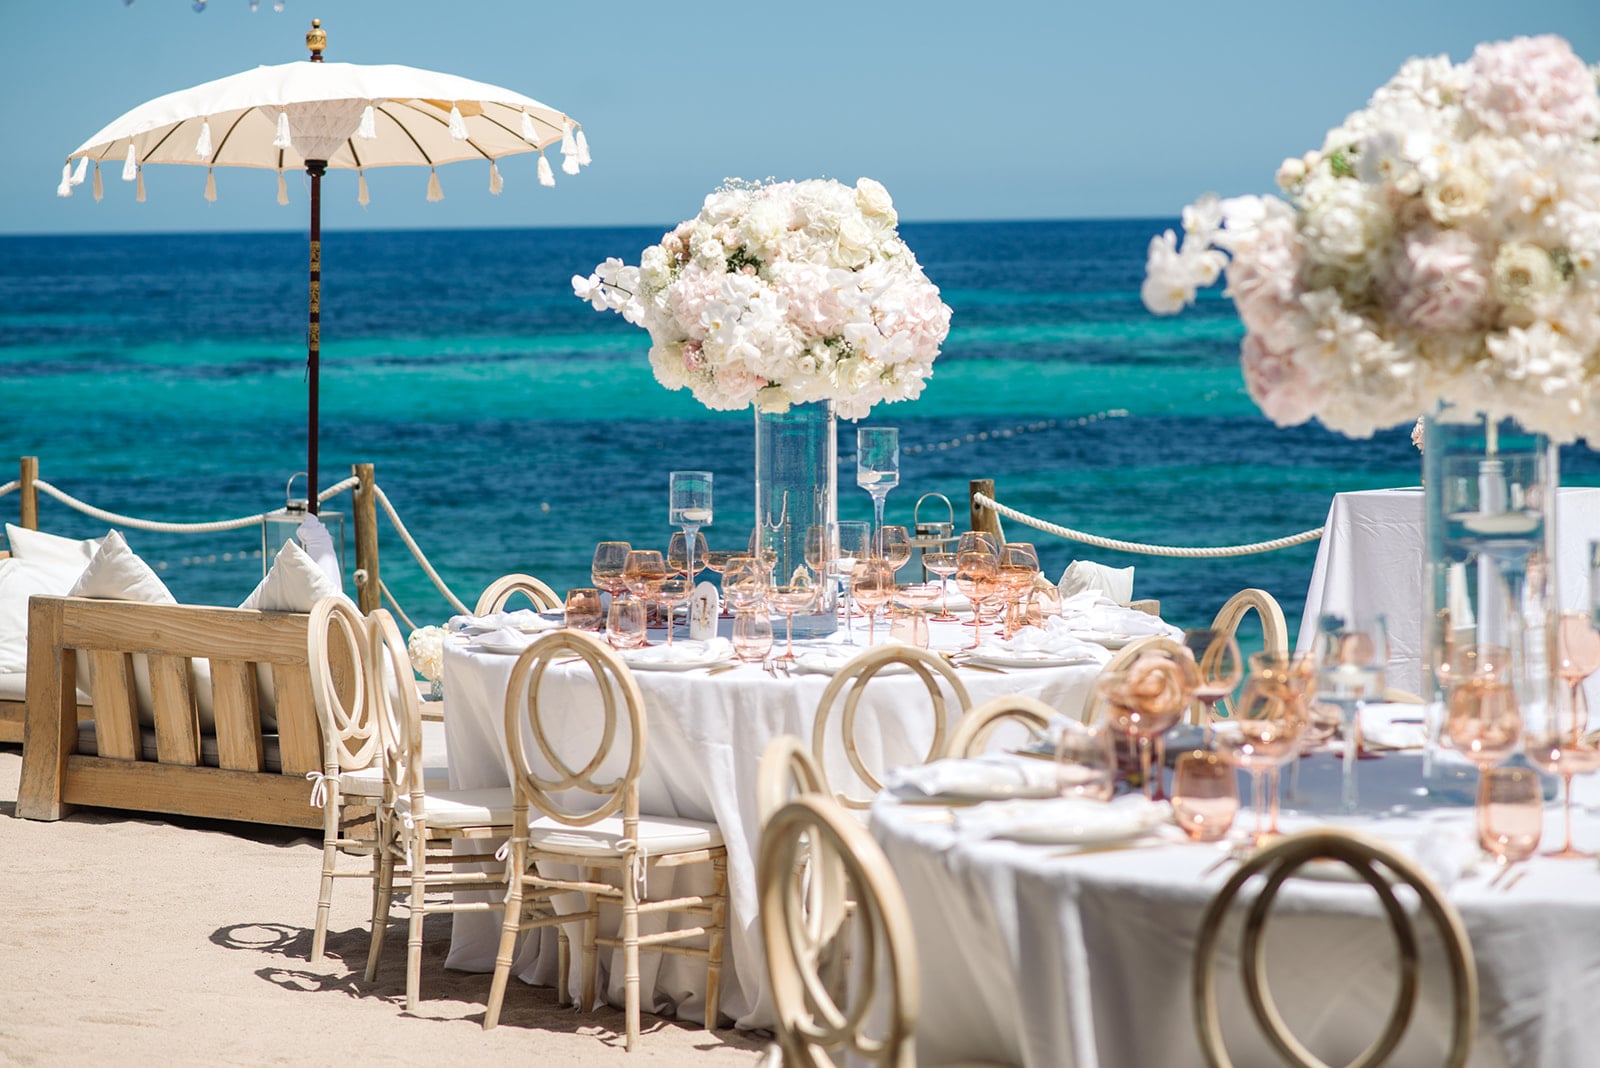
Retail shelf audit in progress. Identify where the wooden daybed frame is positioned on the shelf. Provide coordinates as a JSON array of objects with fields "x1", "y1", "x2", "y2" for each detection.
[{"x1": 16, "y1": 596, "x2": 327, "y2": 830}]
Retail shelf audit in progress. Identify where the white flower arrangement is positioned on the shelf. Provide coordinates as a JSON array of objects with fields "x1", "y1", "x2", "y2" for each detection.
[
  {"x1": 407, "y1": 625, "x2": 448, "y2": 684},
  {"x1": 574, "y1": 177, "x2": 952, "y2": 420},
  {"x1": 1143, "y1": 35, "x2": 1600, "y2": 444}
]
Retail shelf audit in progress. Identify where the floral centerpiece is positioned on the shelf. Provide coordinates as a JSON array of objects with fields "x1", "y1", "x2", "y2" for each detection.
[
  {"x1": 1142, "y1": 34, "x2": 1600, "y2": 444},
  {"x1": 573, "y1": 177, "x2": 951, "y2": 420},
  {"x1": 407, "y1": 625, "x2": 447, "y2": 695}
]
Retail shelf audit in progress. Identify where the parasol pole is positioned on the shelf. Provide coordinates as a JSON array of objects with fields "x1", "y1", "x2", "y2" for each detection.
[{"x1": 304, "y1": 19, "x2": 328, "y2": 515}]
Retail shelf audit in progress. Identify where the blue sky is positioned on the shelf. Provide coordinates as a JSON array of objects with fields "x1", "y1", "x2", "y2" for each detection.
[{"x1": 3, "y1": 0, "x2": 1596, "y2": 234}]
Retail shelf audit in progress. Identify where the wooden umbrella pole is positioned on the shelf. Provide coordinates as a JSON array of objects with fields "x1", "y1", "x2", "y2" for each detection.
[{"x1": 306, "y1": 159, "x2": 325, "y2": 515}]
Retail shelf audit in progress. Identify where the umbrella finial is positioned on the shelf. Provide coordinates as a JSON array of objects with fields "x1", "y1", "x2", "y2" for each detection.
[{"x1": 306, "y1": 18, "x2": 326, "y2": 62}]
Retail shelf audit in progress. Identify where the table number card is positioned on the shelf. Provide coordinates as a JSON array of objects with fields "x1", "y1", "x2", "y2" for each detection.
[{"x1": 689, "y1": 581, "x2": 719, "y2": 641}]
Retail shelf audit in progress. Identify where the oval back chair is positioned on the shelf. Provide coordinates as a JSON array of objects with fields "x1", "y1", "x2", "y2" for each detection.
[
  {"x1": 1210, "y1": 588, "x2": 1289, "y2": 719},
  {"x1": 475, "y1": 572, "x2": 563, "y2": 615},
  {"x1": 946, "y1": 693, "x2": 1055, "y2": 758}
]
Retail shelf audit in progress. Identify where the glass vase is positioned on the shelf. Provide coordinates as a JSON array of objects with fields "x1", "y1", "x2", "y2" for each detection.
[
  {"x1": 754, "y1": 400, "x2": 838, "y2": 638},
  {"x1": 1423, "y1": 410, "x2": 1559, "y2": 796}
]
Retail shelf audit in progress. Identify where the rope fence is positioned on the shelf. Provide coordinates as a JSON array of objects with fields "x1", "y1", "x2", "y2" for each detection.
[{"x1": 973, "y1": 491, "x2": 1323, "y2": 558}]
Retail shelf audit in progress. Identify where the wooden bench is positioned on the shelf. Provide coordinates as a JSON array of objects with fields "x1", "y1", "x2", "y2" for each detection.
[{"x1": 17, "y1": 596, "x2": 328, "y2": 830}]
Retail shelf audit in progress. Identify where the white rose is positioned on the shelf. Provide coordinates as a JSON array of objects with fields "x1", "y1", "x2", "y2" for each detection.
[
  {"x1": 1301, "y1": 184, "x2": 1391, "y2": 267},
  {"x1": 754, "y1": 385, "x2": 791, "y2": 413},
  {"x1": 854, "y1": 177, "x2": 897, "y2": 220},
  {"x1": 1492, "y1": 243, "x2": 1562, "y2": 308},
  {"x1": 1423, "y1": 167, "x2": 1490, "y2": 226}
]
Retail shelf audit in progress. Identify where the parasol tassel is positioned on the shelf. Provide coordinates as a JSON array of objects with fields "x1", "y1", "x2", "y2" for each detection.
[
  {"x1": 204, "y1": 168, "x2": 217, "y2": 203},
  {"x1": 562, "y1": 152, "x2": 580, "y2": 176},
  {"x1": 93, "y1": 162, "x2": 103, "y2": 202},
  {"x1": 273, "y1": 110, "x2": 291, "y2": 150},
  {"x1": 136, "y1": 167, "x2": 146, "y2": 203},
  {"x1": 560, "y1": 119, "x2": 577, "y2": 157},
  {"x1": 358, "y1": 103, "x2": 376, "y2": 140},
  {"x1": 448, "y1": 104, "x2": 468, "y2": 141},
  {"x1": 57, "y1": 163, "x2": 73, "y2": 198},
  {"x1": 71, "y1": 157, "x2": 88, "y2": 186},
  {"x1": 520, "y1": 111, "x2": 537, "y2": 142},
  {"x1": 277, "y1": 170, "x2": 288, "y2": 205},
  {"x1": 488, "y1": 161, "x2": 503, "y2": 195},
  {"x1": 537, "y1": 152, "x2": 555, "y2": 187},
  {"x1": 576, "y1": 129, "x2": 591, "y2": 167},
  {"x1": 122, "y1": 144, "x2": 137, "y2": 181},
  {"x1": 195, "y1": 119, "x2": 212, "y2": 159},
  {"x1": 357, "y1": 170, "x2": 369, "y2": 207},
  {"x1": 427, "y1": 168, "x2": 443, "y2": 202}
]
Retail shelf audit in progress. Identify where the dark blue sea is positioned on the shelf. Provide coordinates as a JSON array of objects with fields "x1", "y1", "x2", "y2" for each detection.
[{"x1": 2, "y1": 221, "x2": 1596, "y2": 638}]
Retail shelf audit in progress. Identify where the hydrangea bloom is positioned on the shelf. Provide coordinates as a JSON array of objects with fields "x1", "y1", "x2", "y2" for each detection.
[
  {"x1": 574, "y1": 177, "x2": 951, "y2": 420},
  {"x1": 1143, "y1": 35, "x2": 1600, "y2": 444}
]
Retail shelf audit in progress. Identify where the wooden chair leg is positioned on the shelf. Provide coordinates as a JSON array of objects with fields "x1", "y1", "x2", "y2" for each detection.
[
  {"x1": 557, "y1": 926, "x2": 571, "y2": 1008},
  {"x1": 623, "y1": 873, "x2": 641, "y2": 1053},
  {"x1": 365, "y1": 836, "x2": 396, "y2": 983},
  {"x1": 581, "y1": 875, "x2": 599, "y2": 1014},
  {"x1": 704, "y1": 855, "x2": 727, "y2": 1032},
  {"x1": 406, "y1": 832, "x2": 427, "y2": 1012},
  {"x1": 310, "y1": 791, "x2": 341, "y2": 963},
  {"x1": 484, "y1": 848, "x2": 524, "y2": 1030}
]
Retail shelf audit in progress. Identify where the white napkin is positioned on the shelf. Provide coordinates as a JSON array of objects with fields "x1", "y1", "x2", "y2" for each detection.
[
  {"x1": 622, "y1": 638, "x2": 733, "y2": 665},
  {"x1": 468, "y1": 626, "x2": 536, "y2": 653},
  {"x1": 1058, "y1": 560, "x2": 1134, "y2": 603},
  {"x1": 971, "y1": 618, "x2": 1111, "y2": 664},
  {"x1": 1359, "y1": 703, "x2": 1430, "y2": 750},
  {"x1": 887, "y1": 756, "x2": 1058, "y2": 800},
  {"x1": 449, "y1": 609, "x2": 560, "y2": 634},
  {"x1": 792, "y1": 641, "x2": 914, "y2": 676},
  {"x1": 1057, "y1": 593, "x2": 1181, "y2": 641},
  {"x1": 953, "y1": 794, "x2": 1169, "y2": 843}
]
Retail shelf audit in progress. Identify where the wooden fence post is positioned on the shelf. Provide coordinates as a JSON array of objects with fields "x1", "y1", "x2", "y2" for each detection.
[
  {"x1": 968, "y1": 478, "x2": 1005, "y2": 545},
  {"x1": 353, "y1": 463, "x2": 381, "y2": 615},
  {"x1": 19, "y1": 456, "x2": 39, "y2": 530}
]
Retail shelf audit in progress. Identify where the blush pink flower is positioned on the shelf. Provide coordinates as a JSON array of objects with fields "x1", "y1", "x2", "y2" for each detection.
[
  {"x1": 1462, "y1": 35, "x2": 1600, "y2": 139},
  {"x1": 1241, "y1": 332, "x2": 1322, "y2": 427},
  {"x1": 1384, "y1": 227, "x2": 1491, "y2": 333}
]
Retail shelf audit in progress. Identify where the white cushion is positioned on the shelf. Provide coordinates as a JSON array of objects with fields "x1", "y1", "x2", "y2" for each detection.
[
  {"x1": 525, "y1": 812, "x2": 724, "y2": 857},
  {"x1": 0, "y1": 671, "x2": 90, "y2": 704},
  {"x1": 338, "y1": 765, "x2": 448, "y2": 797},
  {"x1": 242, "y1": 540, "x2": 345, "y2": 611},
  {"x1": 0, "y1": 559, "x2": 70, "y2": 673},
  {"x1": 396, "y1": 787, "x2": 516, "y2": 830},
  {"x1": 1058, "y1": 560, "x2": 1135, "y2": 603},
  {"x1": 5, "y1": 524, "x2": 102, "y2": 579}
]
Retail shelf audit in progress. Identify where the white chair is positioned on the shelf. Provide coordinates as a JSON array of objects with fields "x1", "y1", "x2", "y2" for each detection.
[
  {"x1": 811, "y1": 645, "x2": 971, "y2": 811},
  {"x1": 757, "y1": 734, "x2": 830, "y2": 832},
  {"x1": 759, "y1": 795, "x2": 1011, "y2": 1067},
  {"x1": 484, "y1": 630, "x2": 728, "y2": 1050},
  {"x1": 1192, "y1": 828, "x2": 1478, "y2": 1068},
  {"x1": 475, "y1": 572, "x2": 562, "y2": 615},
  {"x1": 306, "y1": 596, "x2": 381, "y2": 964},
  {"x1": 946, "y1": 694, "x2": 1054, "y2": 758},
  {"x1": 364, "y1": 608, "x2": 517, "y2": 1011}
]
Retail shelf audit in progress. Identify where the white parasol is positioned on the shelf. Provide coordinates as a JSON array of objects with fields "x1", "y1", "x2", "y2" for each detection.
[{"x1": 56, "y1": 19, "x2": 590, "y2": 509}]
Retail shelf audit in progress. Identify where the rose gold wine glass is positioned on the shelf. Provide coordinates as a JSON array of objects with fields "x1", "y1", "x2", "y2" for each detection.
[
  {"x1": 953, "y1": 551, "x2": 999, "y2": 648},
  {"x1": 702, "y1": 550, "x2": 736, "y2": 616},
  {"x1": 1212, "y1": 677, "x2": 1303, "y2": 844},
  {"x1": 1477, "y1": 765, "x2": 1542, "y2": 878},
  {"x1": 667, "y1": 530, "x2": 710, "y2": 581},
  {"x1": 923, "y1": 551, "x2": 959, "y2": 620},
  {"x1": 591, "y1": 541, "x2": 632, "y2": 600},
  {"x1": 1524, "y1": 641, "x2": 1600, "y2": 859},
  {"x1": 1186, "y1": 629, "x2": 1244, "y2": 740},
  {"x1": 656, "y1": 577, "x2": 691, "y2": 647},
  {"x1": 623, "y1": 549, "x2": 667, "y2": 643},
  {"x1": 876, "y1": 525, "x2": 913, "y2": 577},
  {"x1": 850, "y1": 559, "x2": 895, "y2": 647},
  {"x1": 770, "y1": 580, "x2": 817, "y2": 662},
  {"x1": 1172, "y1": 750, "x2": 1239, "y2": 843}
]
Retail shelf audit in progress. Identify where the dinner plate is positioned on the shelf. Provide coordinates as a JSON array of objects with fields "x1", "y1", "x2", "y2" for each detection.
[
  {"x1": 791, "y1": 656, "x2": 912, "y2": 677},
  {"x1": 1000, "y1": 821, "x2": 1161, "y2": 847},
  {"x1": 978, "y1": 799, "x2": 1170, "y2": 846},
  {"x1": 912, "y1": 781, "x2": 1061, "y2": 803},
  {"x1": 1072, "y1": 630, "x2": 1141, "y2": 649},
  {"x1": 966, "y1": 651, "x2": 1097, "y2": 669}
]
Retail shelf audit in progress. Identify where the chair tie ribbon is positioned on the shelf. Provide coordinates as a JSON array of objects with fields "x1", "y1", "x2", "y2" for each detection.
[
  {"x1": 494, "y1": 837, "x2": 526, "y2": 903},
  {"x1": 305, "y1": 770, "x2": 330, "y2": 809},
  {"x1": 615, "y1": 837, "x2": 650, "y2": 901}
]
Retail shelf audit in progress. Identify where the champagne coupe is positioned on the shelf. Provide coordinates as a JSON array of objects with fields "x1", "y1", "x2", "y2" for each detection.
[
  {"x1": 667, "y1": 530, "x2": 710, "y2": 581},
  {"x1": 924, "y1": 551, "x2": 960, "y2": 621},
  {"x1": 856, "y1": 427, "x2": 900, "y2": 538},
  {"x1": 850, "y1": 558, "x2": 896, "y2": 647},
  {"x1": 732, "y1": 609, "x2": 774, "y2": 663},
  {"x1": 591, "y1": 541, "x2": 633, "y2": 600},
  {"x1": 1184, "y1": 629, "x2": 1244, "y2": 738},
  {"x1": 656, "y1": 577, "x2": 691, "y2": 647},
  {"x1": 1171, "y1": 750, "x2": 1240, "y2": 843},
  {"x1": 1477, "y1": 765, "x2": 1543, "y2": 876},
  {"x1": 1315, "y1": 613, "x2": 1388, "y2": 812},
  {"x1": 891, "y1": 583, "x2": 940, "y2": 648},
  {"x1": 1053, "y1": 720, "x2": 1117, "y2": 801},
  {"x1": 668, "y1": 470, "x2": 713, "y2": 588},
  {"x1": 623, "y1": 549, "x2": 668, "y2": 642},
  {"x1": 953, "y1": 551, "x2": 1000, "y2": 649},
  {"x1": 834, "y1": 521, "x2": 872, "y2": 643},
  {"x1": 564, "y1": 587, "x2": 602, "y2": 631},
  {"x1": 1096, "y1": 651, "x2": 1199, "y2": 801},
  {"x1": 770, "y1": 579, "x2": 817, "y2": 662}
]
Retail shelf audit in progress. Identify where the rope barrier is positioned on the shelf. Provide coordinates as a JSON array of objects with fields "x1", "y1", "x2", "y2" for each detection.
[
  {"x1": 371, "y1": 484, "x2": 471, "y2": 616},
  {"x1": 27, "y1": 476, "x2": 359, "y2": 535},
  {"x1": 0, "y1": 480, "x2": 19, "y2": 499},
  {"x1": 972, "y1": 492, "x2": 1324, "y2": 558},
  {"x1": 379, "y1": 579, "x2": 420, "y2": 633}
]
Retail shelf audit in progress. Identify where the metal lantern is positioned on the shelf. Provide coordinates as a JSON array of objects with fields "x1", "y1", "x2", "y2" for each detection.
[{"x1": 260, "y1": 472, "x2": 345, "y2": 579}]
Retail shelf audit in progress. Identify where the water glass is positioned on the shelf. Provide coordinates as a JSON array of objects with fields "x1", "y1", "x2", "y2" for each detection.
[
  {"x1": 1477, "y1": 765, "x2": 1543, "y2": 866},
  {"x1": 1171, "y1": 751, "x2": 1239, "y2": 843},
  {"x1": 564, "y1": 587, "x2": 602, "y2": 631},
  {"x1": 1053, "y1": 720, "x2": 1116, "y2": 801},
  {"x1": 732, "y1": 610, "x2": 774, "y2": 662},
  {"x1": 605, "y1": 599, "x2": 647, "y2": 650}
]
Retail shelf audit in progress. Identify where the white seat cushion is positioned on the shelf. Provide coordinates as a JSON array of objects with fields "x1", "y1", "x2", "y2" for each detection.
[
  {"x1": 339, "y1": 765, "x2": 448, "y2": 797},
  {"x1": 525, "y1": 812, "x2": 724, "y2": 857},
  {"x1": 395, "y1": 787, "x2": 515, "y2": 829},
  {"x1": 0, "y1": 671, "x2": 90, "y2": 704}
]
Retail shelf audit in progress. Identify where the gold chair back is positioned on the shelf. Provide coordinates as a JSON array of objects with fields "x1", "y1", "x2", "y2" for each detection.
[
  {"x1": 947, "y1": 694, "x2": 1054, "y2": 758},
  {"x1": 475, "y1": 572, "x2": 563, "y2": 615}
]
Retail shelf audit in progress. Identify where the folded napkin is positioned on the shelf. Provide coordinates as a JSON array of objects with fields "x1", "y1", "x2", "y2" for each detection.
[
  {"x1": 1057, "y1": 595, "x2": 1181, "y2": 641},
  {"x1": 1359, "y1": 703, "x2": 1430, "y2": 750},
  {"x1": 953, "y1": 794, "x2": 1170, "y2": 844},
  {"x1": 792, "y1": 640, "x2": 916, "y2": 676},
  {"x1": 622, "y1": 638, "x2": 733, "y2": 665},
  {"x1": 971, "y1": 619, "x2": 1111, "y2": 664},
  {"x1": 1058, "y1": 560, "x2": 1134, "y2": 603},
  {"x1": 449, "y1": 609, "x2": 561, "y2": 634},
  {"x1": 886, "y1": 755, "x2": 1059, "y2": 800},
  {"x1": 468, "y1": 626, "x2": 536, "y2": 652}
]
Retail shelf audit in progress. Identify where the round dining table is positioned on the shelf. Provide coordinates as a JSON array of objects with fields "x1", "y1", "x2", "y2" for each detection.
[
  {"x1": 437, "y1": 614, "x2": 1116, "y2": 1030},
  {"x1": 869, "y1": 749, "x2": 1600, "y2": 1068}
]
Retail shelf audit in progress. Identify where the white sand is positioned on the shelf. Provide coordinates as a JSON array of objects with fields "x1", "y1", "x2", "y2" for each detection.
[{"x1": 0, "y1": 748, "x2": 766, "y2": 1066}]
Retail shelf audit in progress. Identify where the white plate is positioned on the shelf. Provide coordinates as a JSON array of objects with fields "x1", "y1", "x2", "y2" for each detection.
[
  {"x1": 1073, "y1": 630, "x2": 1140, "y2": 649},
  {"x1": 471, "y1": 641, "x2": 532, "y2": 656},
  {"x1": 966, "y1": 651, "x2": 1097, "y2": 669},
  {"x1": 1001, "y1": 822, "x2": 1160, "y2": 847},
  {"x1": 791, "y1": 656, "x2": 912, "y2": 677},
  {"x1": 623, "y1": 655, "x2": 732, "y2": 672},
  {"x1": 912, "y1": 781, "x2": 1061, "y2": 803}
]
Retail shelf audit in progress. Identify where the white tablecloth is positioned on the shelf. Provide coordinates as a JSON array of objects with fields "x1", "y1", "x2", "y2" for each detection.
[
  {"x1": 440, "y1": 617, "x2": 1107, "y2": 1030},
  {"x1": 1296, "y1": 487, "x2": 1600, "y2": 716},
  {"x1": 871, "y1": 755, "x2": 1600, "y2": 1068}
]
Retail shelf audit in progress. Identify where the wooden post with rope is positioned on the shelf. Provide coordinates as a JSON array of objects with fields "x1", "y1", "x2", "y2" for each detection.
[
  {"x1": 968, "y1": 478, "x2": 1005, "y2": 545},
  {"x1": 353, "y1": 463, "x2": 381, "y2": 615},
  {"x1": 19, "y1": 456, "x2": 39, "y2": 530}
]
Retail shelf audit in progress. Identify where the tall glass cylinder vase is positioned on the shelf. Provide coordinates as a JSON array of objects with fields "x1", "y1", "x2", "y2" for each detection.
[
  {"x1": 1423, "y1": 409, "x2": 1559, "y2": 794},
  {"x1": 754, "y1": 400, "x2": 838, "y2": 638}
]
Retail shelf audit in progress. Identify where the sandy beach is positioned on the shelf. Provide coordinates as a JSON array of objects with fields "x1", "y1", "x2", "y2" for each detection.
[{"x1": 0, "y1": 746, "x2": 766, "y2": 1066}]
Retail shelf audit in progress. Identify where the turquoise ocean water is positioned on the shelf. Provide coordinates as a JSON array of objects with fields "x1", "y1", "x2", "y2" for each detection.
[{"x1": 2, "y1": 220, "x2": 1596, "y2": 638}]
